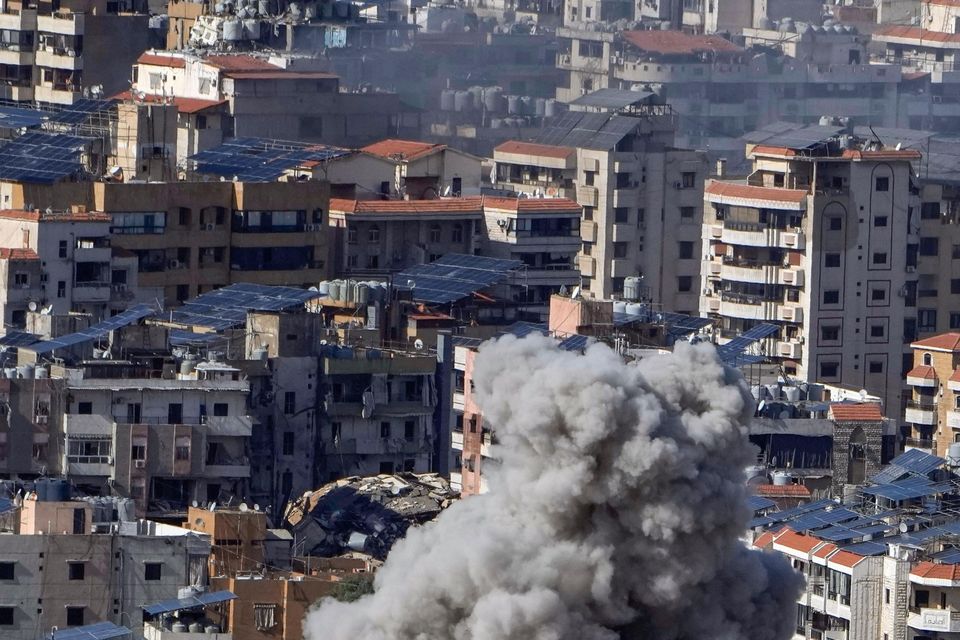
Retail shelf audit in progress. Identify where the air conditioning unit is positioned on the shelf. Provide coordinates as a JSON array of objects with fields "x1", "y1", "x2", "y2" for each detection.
[
  {"x1": 112, "y1": 283, "x2": 127, "y2": 292},
  {"x1": 168, "y1": 259, "x2": 181, "y2": 269},
  {"x1": 906, "y1": 265, "x2": 916, "y2": 273},
  {"x1": 134, "y1": 460, "x2": 146, "y2": 469},
  {"x1": 204, "y1": 223, "x2": 215, "y2": 231}
]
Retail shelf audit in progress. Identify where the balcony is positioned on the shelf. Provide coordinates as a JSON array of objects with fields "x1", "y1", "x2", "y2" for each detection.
[
  {"x1": 203, "y1": 463, "x2": 250, "y2": 478},
  {"x1": 36, "y1": 47, "x2": 82, "y2": 70},
  {"x1": 908, "y1": 608, "x2": 960, "y2": 633},
  {"x1": 452, "y1": 431, "x2": 464, "y2": 450},
  {"x1": 74, "y1": 246, "x2": 111, "y2": 263},
  {"x1": 777, "y1": 340, "x2": 802, "y2": 359},
  {"x1": 580, "y1": 220, "x2": 597, "y2": 243},
  {"x1": 611, "y1": 223, "x2": 634, "y2": 243},
  {"x1": 0, "y1": 45, "x2": 33, "y2": 66},
  {"x1": 720, "y1": 222, "x2": 806, "y2": 250},
  {"x1": 611, "y1": 188, "x2": 637, "y2": 208},
  {"x1": 37, "y1": 12, "x2": 84, "y2": 35},
  {"x1": 610, "y1": 258, "x2": 633, "y2": 278},
  {"x1": 34, "y1": 83, "x2": 81, "y2": 105},
  {"x1": 577, "y1": 255, "x2": 595, "y2": 277},
  {"x1": 905, "y1": 437, "x2": 934, "y2": 453},
  {"x1": 949, "y1": 410, "x2": 960, "y2": 430},
  {"x1": 72, "y1": 282, "x2": 111, "y2": 302},
  {"x1": 577, "y1": 185, "x2": 598, "y2": 208},
  {"x1": 452, "y1": 392, "x2": 465, "y2": 412},
  {"x1": 905, "y1": 400, "x2": 937, "y2": 426}
]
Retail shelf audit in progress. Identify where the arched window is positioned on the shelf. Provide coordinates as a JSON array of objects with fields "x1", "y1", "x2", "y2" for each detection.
[
  {"x1": 924, "y1": 352, "x2": 933, "y2": 366},
  {"x1": 847, "y1": 426, "x2": 867, "y2": 485}
]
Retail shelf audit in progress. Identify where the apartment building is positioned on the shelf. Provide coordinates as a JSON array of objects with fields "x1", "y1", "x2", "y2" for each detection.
[
  {"x1": 0, "y1": 0, "x2": 151, "y2": 105},
  {"x1": 0, "y1": 208, "x2": 144, "y2": 324},
  {"x1": 360, "y1": 139, "x2": 482, "y2": 199},
  {"x1": 700, "y1": 127, "x2": 920, "y2": 421},
  {"x1": 904, "y1": 333, "x2": 960, "y2": 457},
  {"x1": 556, "y1": 28, "x2": 901, "y2": 155},
  {"x1": 0, "y1": 490, "x2": 210, "y2": 639},
  {"x1": 130, "y1": 51, "x2": 421, "y2": 148},
  {"x1": 495, "y1": 99, "x2": 706, "y2": 308},
  {"x1": 0, "y1": 180, "x2": 331, "y2": 306}
]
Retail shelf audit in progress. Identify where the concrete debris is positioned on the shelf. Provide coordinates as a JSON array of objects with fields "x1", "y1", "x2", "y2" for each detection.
[{"x1": 284, "y1": 473, "x2": 456, "y2": 560}]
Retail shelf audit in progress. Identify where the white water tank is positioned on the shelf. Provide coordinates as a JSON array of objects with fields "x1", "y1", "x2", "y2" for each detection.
[
  {"x1": 623, "y1": 276, "x2": 643, "y2": 301},
  {"x1": 544, "y1": 98, "x2": 558, "y2": 118},
  {"x1": 468, "y1": 86, "x2": 484, "y2": 110},
  {"x1": 534, "y1": 98, "x2": 546, "y2": 117},
  {"x1": 35, "y1": 365, "x2": 48, "y2": 379},
  {"x1": 328, "y1": 280, "x2": 342, "y2": 301},
  {"x1": 483, "y1": 86, "x2": 503, "y2": 112},
  {"x1": 355, "y1": 282, "x2": 369, "y2": 305},
  {"x1": 613, "y1": 301, "x2": 628, "y2": 314},
  {"x1": 222, "y1": 18, "x2": 243, "y2": 40},
  {"x1": 440, "y1": 89, "x2": 456, "y2": 111},
  {"x1": 507, "y1": 95, "x2": 521, "y2": 114},
  {"x1": 243, "y1": 18, "x2": 260, "y2": 38},
  {"x1": 316, "y1": 281, "x2": 330, "y2": 297},
  {"x1": 772, "y1": 471, "x2": 792, "y2": 486},
  {"x1": 625, "y1": 303, "x2": 644, "y2": 316},
  {"x1": 949, "y1": 442, "x2": 960, "y2": 465},
  {"x1": 783, "y1": 386, "x2": 800, "y2": 402},
  {"x1": 454, "y1": 91, "x2": 472, "y2": 112}
]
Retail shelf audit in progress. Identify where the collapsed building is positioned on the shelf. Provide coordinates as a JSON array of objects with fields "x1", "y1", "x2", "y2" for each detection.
[{"x1": 284, "y1": 473, "x2": 456, "y2": 559}]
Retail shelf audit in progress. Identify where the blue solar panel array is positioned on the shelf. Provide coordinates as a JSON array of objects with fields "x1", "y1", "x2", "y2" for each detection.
[
  {"x1": 189, "y1": 137, "x2": 351, "y2": 181},
  {"x1": 170, "y1": 283, "x2": 320, "y2": 330},
  {"x1": 52, "y1": 622, "x2": 131, "y2": 640},
  {"x1": 169, "y1": 329, "x2": 228, "y2": 347},
  {"x1": 749, "y1": 498, "x2": 836, "y2": 528},
  {"x1": 613, "y1": 308, "x2": 712, "y2": 338},
  {"x1": 933, "y1": 548, "x2": 960, "y2": 564},
  {"x1": 0, "y1": 330, "x2": 39, "y2": 347},
  {"x1": 871, "y1": 449, "x2": 946, "y2": 484},
  {"x1": 502, "y1": 321, "x2": 549, "y2": 339},
  {"x1": 716, "y1": 323, "x2": 779, "y2": 366},
  {"x1": 397, "y1": 254, "x2": 522, "y2": 304},
  {"x1": 862, "y1": 476, "x2": 955, "y2": 502},
  {"x1": 0, "y1": 105, "x2": 48, "y2": 129},
  {"x1": 48, "y1": 99, "x2": 116, "y2": 125},
  {"x1": 748, "y1": 495, "x2": 776, "y2": 512},
  {"x1": 0, "y1": 131, "x2": 89, "y2": 183},
  {"x1": 558, "y1": 334, "x2": 591, "y2": 351},
  {"x1": 29, "y1": 304, "x2": 158, "y2": 354},
  {"x1": 142, "y1": 590, "x2": 237, "y2": 616}
]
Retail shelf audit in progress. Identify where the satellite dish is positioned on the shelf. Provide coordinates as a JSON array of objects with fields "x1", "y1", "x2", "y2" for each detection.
[
  {"x1": 320, "y1": 339, "x2": 327, "y2": 346},
  {"x1": 191, "y1": 500, "x2": 199, "y2": 508},
  {"x1": 414, "y1": 338, "x2": 424, "y2": 351},
  {"x1": 194, "y1": 517, "x2": 205, "y2": 528},
  {"x1": 40, "y1": 305, "x2": 53, "y2": 315},
  {"x1": 757, "y1": 400, "x2": 766, "y2": 412},
  {"x1": 899, "y1": 522, "x2": 909, "y2": 534},
  {"x1": 27, "y1": 301, "x2": 38, "y2": 312},
  {"x1": 208, "y1": 501, "x2": 217, "y2": 512},
  {"x1": 859, "y1": 389, "x2": 869, "y2": 401},
  {"x1": 309, "y1": 286, "x2": 319, "y2": 292},
  {"x1": 239, "y1": 502, "x2": 249, "y2": 512},
  {"x1": 253, "y1": 504, "x2": 260, "y2": 511}
]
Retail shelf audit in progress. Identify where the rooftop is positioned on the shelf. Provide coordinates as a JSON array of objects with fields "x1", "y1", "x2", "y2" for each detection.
[
  {"x1": 874, "y1": 25, "x2": 960, "y2": 46},
  {"x1": 0, "y1": 248, "x2": 38, "y2": 260},
  {"x1": 494, "y1": 140, "x2": 574, "y2": 159},
  {"x1": 330, "y1": 197, "x2": 484, "y2": 215},
  {"x1": 482, "y1": 196, "x2": 581, "y2": 212},
  {"x1": 704, "y1": 180, "x2": 807, "y2": 208},
  {"x1": 756, "y1": 484, "x2": 812, "y2": 498},
  {"x1": 204, "y1": 54, "x2": 282, "y2": 72},
  {"x1": 0, "y1": 209, "x2": 111, "y2": 223},
  {"x1": 829, "y1": 403, "x2": 884, "y2": 423},
  {"x1": 114, "y1": 91, "x2": 227, "y2": 115},
  {"x1": 906, "y1": 364, "x2": 938, "y2": 380},
  {"x1": 137, "y1": 52, "x2": 186, "y2": 68},
  {"x1": 621, "y1": 29, "x2": 743, "y2": 56},
  {"x1": 912, "y1": 561, "x2": 960, "y2": 581},
  {"x1": 362, "y1": 139, "x2": 446, "y2": 162},
  {"x1": 912, "y1": 333, "x2": 960, "y2": 352}
]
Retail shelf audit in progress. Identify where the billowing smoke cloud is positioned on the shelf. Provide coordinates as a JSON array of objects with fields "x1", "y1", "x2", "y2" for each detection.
[{"x1": 304, "y1": 336, "x2": 803, "y2": 640}]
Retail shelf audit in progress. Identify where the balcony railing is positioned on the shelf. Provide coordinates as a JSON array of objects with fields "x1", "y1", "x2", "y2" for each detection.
[
  {"x1": 905, "y1": 437, "x2": 934, "y2": 449},
  {"x1": 907, "y1": 399, "x2": 937, "y2": 411}
]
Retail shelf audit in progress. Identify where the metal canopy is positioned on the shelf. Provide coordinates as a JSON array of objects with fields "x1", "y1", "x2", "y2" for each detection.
[
  {"x1": 396, "y1": 254, "x2": 522, "y2": 305},
  {"x1": 0, "y1": 105, "x2": 48, "y2": 129},
  {"x1": 0, "y1": 131, "x2": 89, "y2": 183},
  {"x1": 189, "y1": 137, "x2": 351, "y2": 182},
  {"x1": 142, "y1": 590, "x2": 237, "y2": 616},
  {"x1": 49, "y1": 99, "x2": 117, "y2": 125},
  {"x1": 743, "y1": 121, "x2": 844, "y2": 149},
  {"x1": 748, "y1": 495, "x2": 775, "y2": 511},
  {"x1": 169, "y1": 329, "x2": 227, "y2": 346},
  {"x1": 569, "y1": 88, "x2": 654, "y2": 110},
  {"x1": 29, "y1": 304, "x2": 158, "y2": 354},
  {"x1": 716, "y1": 323, "x2": 778, "y2": 366},
  {"x1": 558, "y1": 334, "x2": 591, "y2": 351},
  {"x1": 502, "y1": 321, "x2": 549, "y2": 339},
  {"x1": 170, "y1": 282, "x2": 320, "y2": 330},
  {"x1": 52, "y1": 622, "x2": 131, "y2": 640},
  {"x1": 862, "y1": 476, "x2": 955, "y2": 501},
  {"x1": 536, "y1": 111, "x2": 641, "y2": 151},
  {"x1": 871, "y1": 448, "x2": 945, "y2": 484},
  {"x1": 0, "y1": 330, "x2": 40, "y2": 347}
]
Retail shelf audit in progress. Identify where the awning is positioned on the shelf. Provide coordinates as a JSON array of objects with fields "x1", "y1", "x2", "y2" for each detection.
[{"x1": 142, "y1": 590, "x2": 237, "y2": 616}]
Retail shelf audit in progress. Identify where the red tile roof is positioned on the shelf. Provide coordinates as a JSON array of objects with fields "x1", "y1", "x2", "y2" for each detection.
[
  {"x1": 0, "y1": 209, "x2": 111, "y2": 223},
  {"x1": 361, "y1": 139, "x2": 446, "y2": 162},
  {"x1": 756, "y1": 484, "x2": 812, "y2": 498},
  {"x1": 752, "y1": 529, "x2": 779, "y2": 549},
  {"x1": 225, "y1": 71, "x2": 338, "y2": 80},
  {"x1": 829, "y1": 403, "x2": 884, "y2": 423},
  {"x1": 773, "y1": 529, "x2": 822, "y2": 553},
  {"x1": 494, "y1": 141, "x2": 574, "y2": 159},
  {"x1": 906, "y1": 364, "x2": 939, "y2": 380},
  {"x1": 930, "y1": 0, "x2": 960, "y2": 6},
  {"x1": 704, "y1": 180, "x2": 807, "y2": 204},
  {"x1": 874, "y1": 25, "x2": 960, "y2": 45},
  {"x1": 482, "y1": 196, "x2": 581, "y2": 212},
  {"x1": 912, "y1": 561, "x2": 960, "y2": 580},
  {"x1": 330, "y1": 197, "x2": 484, "y2": 215},
  {"x1": 113, "y1": 91, "x2": 227, "y2": 114},
  {"x1": 842, "y1": 149, "x2": 923, "y2": 161},
  {"x1": 829, "y1": 550, "x2": 866, "y2": 568},
  {"x1": 204, "y1": 55, "x2": 281, "y2": 72},
  {"x1": 813, "y1": 542, "x2": 838, "y2": 559},
  {"x1": 137, "y1": 53, "x2": 186, "y2": 68},
  {"x1": 750, "y1": 145, "x2": 798, "y2": 157},
  {"x1": 950, "y1": 369, "x2": 960, "y2": 384},
  {"x1": 913, "y1": 333, "x2": 960, "y2": 352},
  {"x1": 0, "y1": 248, "x2": 38, "y2": 260},
  {"x1": 622, "y1": 30, "x2": 743, "y2": 55}
]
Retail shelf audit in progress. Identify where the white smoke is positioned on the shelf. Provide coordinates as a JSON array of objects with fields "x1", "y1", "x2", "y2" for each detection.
[{"x1": 304, "y1": 336, "x2": 803, "y2": 640}]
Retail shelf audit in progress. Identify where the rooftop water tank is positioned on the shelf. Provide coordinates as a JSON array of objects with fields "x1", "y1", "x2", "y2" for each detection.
[
  {"x1": 316, "y1": 281, "x2": 330, "y2": 297},
  {"x1": 765, "y1": 383, "x2": 781, "y2": 400},
  {"x1": 519, "y1": 96, "x2": 533, "y2": 115},
  {"x1": 36, "y1": 478, "x2": 70, "y2": 502},
  {"x1": 506, "y1": 95, "x2": 521, "y2": 115},
  {"x1": 625, "y1": 303, "x2": 644, "y2": 316},
  {"x1": 328, "y1": 280, "x2": 342, "y2": 301},
  {"x1": 949, "y1": 442, "x2": 960, "y2": 464},
  {"x1": 222, "y1": 18, "x2": 243, "y2": 40},
  {"x1": 453, "y1": 91, "x2": 471, "y2": 112},
  {"x1": 243, "y1": 18, "x2": 260, "y2": 38},
  {"x1": 544, "y1": 98, "x2": 558, "y2": 118},
  {"x1": 613, "y1": 301, "x2": 628, "y2": 314},
  {"x1": 623, "y1": 276, "x2": 643, "y2": 301},
  {"x1": 534, "y1": 98, "x2": 546, "y2": 117},
  {"x1": 355, "y1": 282, "x2": 369, "y2": 305},
  {"x1": 468, "y1": 86, "x2": 484, "y2": 110},
  {"x1": 483, "y1": 86, "x2": 503, "y2": 113},
  {"x1": 189, "y1": 623, "x2": 204, "y2": 633},
  {"x1": 304, "y1": 1, "x2": 317, "y2": 19},
  {"x1": 772, "y1": 471, "x2": 792, "y2": 486},
  {"x1": 34, "y1": 365, "x2": 48, "y2": 379},
  {"x1": 783, "y1": 386, "x2": 800, "y2": 402},
  {"x1": 440, "y1": 89, "x2": 456, "y2": 111}
]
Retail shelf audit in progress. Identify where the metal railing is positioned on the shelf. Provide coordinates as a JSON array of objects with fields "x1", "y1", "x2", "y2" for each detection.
[
  {"x1": 905, "y1": 437, "x2": 934, "y2": 449},
  {"x1": 907, "y1": 399, "x2": 937, "y2": 411}
]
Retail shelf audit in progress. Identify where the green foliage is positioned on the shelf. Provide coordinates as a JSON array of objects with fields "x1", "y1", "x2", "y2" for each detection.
[{"x1": 329, "y1": 573, "x2": 375, "y2": 603}]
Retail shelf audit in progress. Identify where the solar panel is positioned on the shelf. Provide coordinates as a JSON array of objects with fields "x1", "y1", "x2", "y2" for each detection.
[
  {"x1": 569, "y1": 88, "x2": 653, "y2": 109},
  {"x1": 748, "y1": 495, "x2": 776, "y2": 512},
  {"x1": 170, "y1": 283, "x2": 320, "y2": 330},
  {"x1": 169, "y1": 330, "x2": 228, "y2": 346},
  {"x1": 862, "y1": 477, "x2": 954, "y2": 501},
  {"x1": 142, "y1": 590, "x2": 237, "y2": 616},
  {"x1": 52, "y1": 622, "x2": 131, "y2": 640},
  {"x1": 189, "y1": 137, "x2": 351, "y2": 181},
  {"x1": 717, "y1": 322, "x2": 778, "y2": 366},
  {"x1": 0, "y1": 330, "x2": 39, "y2": 347},
  {"x1": 786, "y1": 506, "x2": 859, "y2": 532},
  {"x1": 558, "y1": 334, "x2": 590, "y2": 351},
  {"x1": 451, "y1": 336, "x2": 485, "y2": 349},
  {"x1": 871, "y1": 449, "x2": 945, "y2": 484},
  {"x1": 840, "y1": 540, "x2": 888, "y2": 556},
  {"x1": 48, "y1": 99, "x2": 117, "y2": 125},
  {"x1": 0, "y1": 105, "x2": 47, "y2": 129},
  {"x1": 502, "y1": 322, "x2": 549, "y2": 339},
  {"x1": 396, "y1": 254, "x2": 522, "y2": 304},
  {"x1": 933, "y1": 548, "x2": 960, "y2": 564},
  {"x1": 0, "y1": 131, "x2": 90, "y2": 183},
  {"x1": 753, "y1": 498, "x2": 836, "y2": 527},
  {"x1": 29, "y1": 304, "x2": 158, "y2": 354}
]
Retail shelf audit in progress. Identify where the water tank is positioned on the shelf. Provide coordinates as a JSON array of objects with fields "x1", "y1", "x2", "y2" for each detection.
[
  {"x1": 489, "y1": 118, "x2": 503, "y2": 129},
  {"x1": 316, "y1": 281, "x2": 330, "y2": 297},
  {"x1": 34, "y1": 366, "x2": 48, "y2": 379},
  {"x1": 343, "y1": 280, "x2": 356, "y2": 303},
  {"x1": 453, "y1": 91, "x2": 471, "y2": 112},
  {"x1": 765, "y1": 383, "x2": 781, "y2": 400},
  {"x1": 243, "y1": 18, "x2": 260, "y2": 38},
  {"x1": 34, "y1": 479, "x2": 48, "y2": 502},
  {"x1": 544, "y1": 98, "x2": 557, "y2": 118},
  {"x1": 3, "y1": 368, "x2": 14, "y2": 379},
  {"x1": 366, "y1": 281, "x2": 383, "y2": 303},
  {"x1": 783, "y1": 386, "x2": 800, "y2": 402},
  {"x1": 251, "y1": 347, "x2": 268, "y2": 361},
  {"x1": 440, "y1": 89, "x2": 456, "y2": 111},
  {"x1": 172, "y1": 623, "x2": 188, "y2": 633},
  {"x1": 304, "y1": 1, "x2": 317, "y2": 19},
  {"x1": 949, "y1": 442, "x2": 960, "y2": 464},
  {"x1": 355, "y1": 282, "x2": 369, "y2": 305},
  {"x1": 347, "y1": 531, "x2": 368, "y2": 552},
  {"x1": 534, "y1": 98, "x2": 546, "y2": 117},
  {"x1": 507, "y1": 95, "x2": 521, "y2": 115},
  {"x1": 328, "y1": 280, "x2": 342, "y2": 301},
  {"x1": 205, "y1": 626, "x2": 221, "y2": 634},
  {"x1": 19, "y1": 363, "x2": 33, "y2": 379},
  {"x1": 483, "y1": 86, "x2": 503, "y2": 113},
  {"x1": 468, "y1": 86, "x2": 484, "y2": 110},
  {"x1": 118, "y1": 498, "x2": 136, "y2": 522},
  {"x1": 613, "y1": 301, "x2": 627, "y2": 314},
  {"x1": 772, "y1": 471, "x2": 792, "y2": 486},
  {"x1": 623, "y1": 276, "x2": 643, "y2": 301},
  {"x1": 180, "y1": 357, "x2": 197, "y2": 376},
  {"x1": 750, "y1": 385, "x2": 762, "y2": 402},
  {"x1": 625, "y1": 303, "x2": 644, "y2": 316},
  {"x1": 179, "y1": 586, "x2": 201, "y2": 600},
  {"x1": 36, "y1": 478, "x2": 69, "y2": 502},
  {"x1": 189, "y1": 623, "x2": 205, "y2": 633},
  {"x1": 519, "y1": 96, "x2": 533, "y2": 115},
  {"x1": 222, "y1": 18, "x2": 243, "y2": 40}
]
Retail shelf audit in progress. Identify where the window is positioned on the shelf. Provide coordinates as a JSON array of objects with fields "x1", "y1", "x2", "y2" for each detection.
[
  {"x1": 823, "y1": 290, "x2": 840, "y2": 305},
  {"x1": 58, "y1": 240, "x2": 67, "y2": 258},
  {"x1": 773, "y1": 174, "x2": 784, "y2": 187},
  {"x1": 677, "y1": 276, "x2": 692, "y2": 292},
  {"x1": 368, "y1": 226, "x2": 380, "y2": 243},
  {"x1": 404, "y1": 420, "x2": 416, "y2": 441},
  {"x1": 681, "y1": 172, "x2": 696, "y2": 188},
  {"x1": 874, "y1": 216, "x2": 887, "y2": 227},
  {"x1": 179, "y1": 208, "x2": 191, "y2": 226},
  {"x1": 920, "y1": 237, "x2": 939, "y2": 256},
  {"x1": 131, "y1": 442, "x2": 145, "y2": 461},
  {"x1": 871, "y1": 288, "x2": 886, "y2": 302},
  {"x1": 68, "y1": 562, "x2": 85, "y2": 581},
  {"x1": 872, "y1": 252, "x2": 887, "y2": 265},
  {"x1": 175, "y1": 437, "x2": 190, "y2": 461},
  {"x1": 875, "y1": 176, "x2": 889, "y2": 191},
  {"x1": 0, "y1": 563, "x2": 13, "y2": 580},
  {"x1": 282, "y1": 432, "x2": 294, "y2": 456},
  {"x1": 66, "y1": 607, "x2": 84, "y2": 627},
  {"x1": 821, "y1": 326, "x2": 840, "y2": 341},
  {"x1": 614, "y1": 207, "x2": 629, "y2": 223},
  {"x1": 613, "y1": 242, "x2": 628, "y2": 259},
  {"x1": 379, "y1": 461, "x2": 395, "y2": 474},
  {"x1": 870, "y1": 324, "x2": 885, "y2": 338},
  {"x1": 144, "y1": 563, "x2": 162, "y2": 581},
  {"x1": 429, "y1": 225, "x2": 441, "y2": 243},
  {"x1": 869, "y1": 361, "x2": 884, "y2": 374},
  {"x1": 584, "y1": 171, "x2": 595, "y2": 186},
  {"x1": 347, "y1": 228, "x2": 357, "y2": 244},
  {"x1": 380, "y1": 422, "x2": 391, "y2": 438},
  {"x1": 678, "y1": 241, "x2": 694, "y2": 260},
  {"x1": 825, "y1": 253, "x2": 841, "y2": 267},
  {"x1": 57, "y1": 281, "x2": 65, "y2": 298},
  {"x1": 77, "y1": 402, "x2": 92, "y2": 415},
  {"x1": 916, "y1": 589, "x2": 930, "y2": 608},
  {"x1": 283, "y1": 392, "x2": 295, "y2": 415},
  {"x1": 924, "y1": 352, "x2": 933, "y2": 366},
  {"x1": 829, "y1": 217, "x2": 842, "y2": 231},
  {"x1": 952, "y1": 279, "x2": 960, "y2": 295},
  {"x1": 820, "y1": 362, "x2": 839, "y2": 378},
  {"x1": 680, "y1": 206, "x2": 695, "y2": 222},
  {"x1": 0, "y1": 607, "x2": 12, "y2": 625},
  {"x1": 67, "y1": 439, "x2": 111, "y2": 464},
  {"x1": 366, "y1": 255, "x2": 379, "y2": 269},
  {"x1": 213, "y1": 403, "x2": 228, "y2": 417},
  {"x1": 254, "y1": 603, "x2": 277, "y2": 631},
  {"x1": 919, "y1": 310, "x2": 938, "y2": 332},
  {"x1": 921, "y1": 202, "x2": 940, "y2": 219},
  {"x1": 951, "y1": 313, "x2": 960, "y2": 330},
  {"x1": 452, "y1": 224, "x2": 463, "y2": 243}
]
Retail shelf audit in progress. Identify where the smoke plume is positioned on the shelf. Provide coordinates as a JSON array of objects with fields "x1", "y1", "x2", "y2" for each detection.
[{"x1": 304, "y1": 336, "x2": 803, "y2": 639}]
